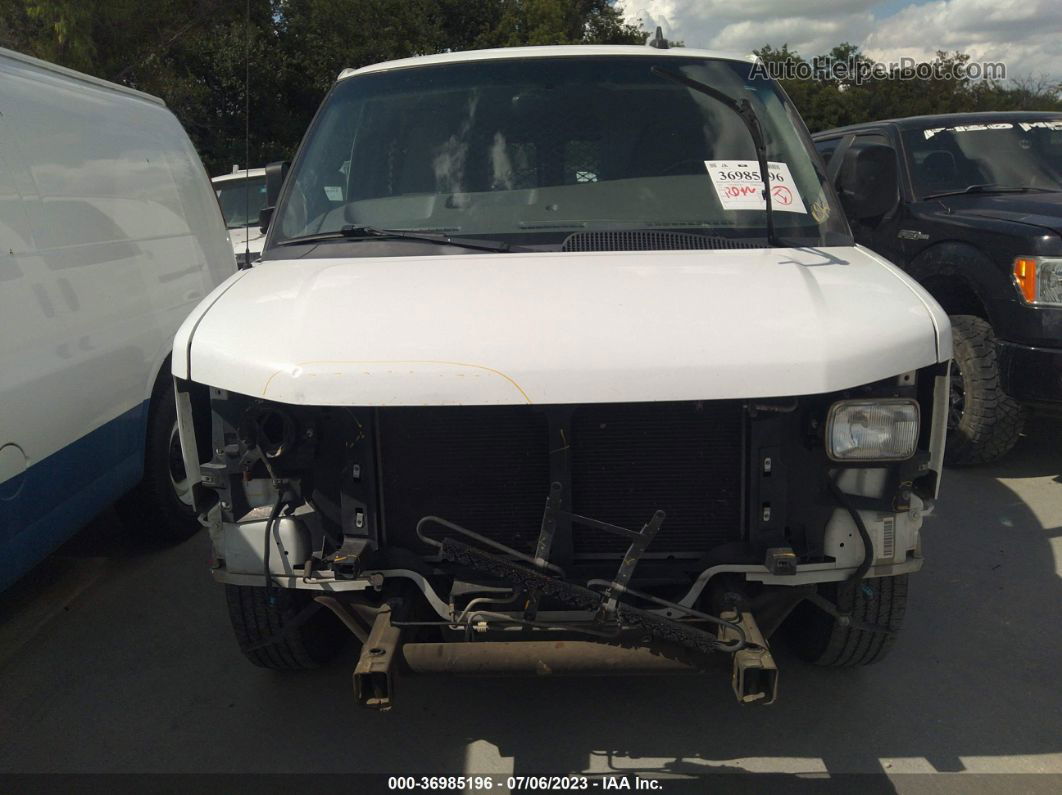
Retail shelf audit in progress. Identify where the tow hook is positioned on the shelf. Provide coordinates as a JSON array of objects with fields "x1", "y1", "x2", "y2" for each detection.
[
  {"x1": 719, "y1": 609, "x2": 778, "y2": 705},
  {"x1": 353, "y1": 600, "x2": 403, "y2": 710}
]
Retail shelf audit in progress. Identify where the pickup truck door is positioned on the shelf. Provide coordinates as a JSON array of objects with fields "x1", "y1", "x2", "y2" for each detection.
[{"x1": 824, "y1": 132, "x2": 907, "y2": 265}]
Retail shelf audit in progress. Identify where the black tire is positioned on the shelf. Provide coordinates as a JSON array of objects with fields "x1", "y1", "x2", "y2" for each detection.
[
  {"x1": 782, "y1": 575, "x2": 908, "y2": 667},
  {"x1": 115, "y1": 384, "x2": 200, "y2": 543},
  {"x1": 945, "y1": 315, "x2": 1023, "y2": 465},
  {"x1": 226, "y1": 584, "x2": 348, "y2": 670}
]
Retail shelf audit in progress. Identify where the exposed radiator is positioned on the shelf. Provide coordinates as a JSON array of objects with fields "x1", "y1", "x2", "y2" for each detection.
[{"x1": 377, "y1": 401, "x2": 744, "y2": 559}]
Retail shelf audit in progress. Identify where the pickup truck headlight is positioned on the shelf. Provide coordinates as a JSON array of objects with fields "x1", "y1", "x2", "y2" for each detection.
[
  {"x1": 826, "y1": 399, "x2": 919, "y2": 461},
  {"x1": 1013, "y1": 257, "x2": 1062, "y2": 306}
]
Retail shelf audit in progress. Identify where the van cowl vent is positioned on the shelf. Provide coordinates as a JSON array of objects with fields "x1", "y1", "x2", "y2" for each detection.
[{"x1": 560, "y1": 230, "x2": 760, "y2": 252}]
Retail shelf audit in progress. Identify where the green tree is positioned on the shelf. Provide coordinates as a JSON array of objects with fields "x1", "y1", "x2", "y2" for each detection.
[
  {"x1": 479, "y1": 0, "x2": 645, "y2": 47},
  {"x1": 1, "y1": 0, "x2": 646, "y2": 173}
]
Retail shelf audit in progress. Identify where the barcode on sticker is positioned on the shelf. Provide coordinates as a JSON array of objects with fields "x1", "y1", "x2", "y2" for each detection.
[{"x1": 881, "y1": 516, "x2": 895, "y2": 560}]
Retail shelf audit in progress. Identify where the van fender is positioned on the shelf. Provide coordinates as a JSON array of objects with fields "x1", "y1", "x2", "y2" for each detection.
[{"x1": 172, "y1": 270, "x2": 249, "y2": 380}]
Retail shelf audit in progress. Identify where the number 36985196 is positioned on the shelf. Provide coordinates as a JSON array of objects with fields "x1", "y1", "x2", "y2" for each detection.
[{"x1": 714, "y1": 169, "x2": 783, "y2": 182}]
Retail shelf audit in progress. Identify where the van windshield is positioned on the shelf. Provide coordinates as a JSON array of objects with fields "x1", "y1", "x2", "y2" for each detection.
[
  {"x1": 902, "y1": 119, "x2": 1062, "y2": 199},
  {"x1": 216, "y1": 177, "x2": 267, "y2": 229},
  {"x1": 272, "y1": 55, "x2": 850, "y2": 250}
]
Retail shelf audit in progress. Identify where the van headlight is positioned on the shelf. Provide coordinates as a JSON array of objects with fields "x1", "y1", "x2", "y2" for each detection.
[{"x1": 826, "y1": 399, "x2": 919, "y2": 461}]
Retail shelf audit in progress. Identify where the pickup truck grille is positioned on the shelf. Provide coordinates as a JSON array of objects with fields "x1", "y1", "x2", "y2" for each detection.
[{"x1": 377, "y1": 401, "x2": 744, "y2": 559}]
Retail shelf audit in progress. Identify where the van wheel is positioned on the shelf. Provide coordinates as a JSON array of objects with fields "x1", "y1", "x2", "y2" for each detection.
[
  {"x1": 944, "y1": 315, "x2": 1023, "y2": 465},
  {"x1": 226, "y1": 585, "x2": 348, "y2": 670},
  {"x1": 782, "y1": 575, "x2": 907, "y2": 667},
  {"x1": 116, "y1": 385, "x2": 200, "y2": 543}
]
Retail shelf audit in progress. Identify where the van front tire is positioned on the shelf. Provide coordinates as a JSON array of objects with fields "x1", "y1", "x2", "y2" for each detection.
[
  {"x1": 226, "y1": 585, "x2": 348, "y2": 670},
  {"x1": 782, "y1": 575, "x2": 908, "y2": 667},
  {"x1": 116, "y1": 385, "x2": 200, "y2": 543},
  {"x1": 944, "y1": 315, "x2": 1023, "y2": 466}
]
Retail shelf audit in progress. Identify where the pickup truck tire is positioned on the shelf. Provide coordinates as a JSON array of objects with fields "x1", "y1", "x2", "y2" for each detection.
[
  {"x1": 782, "y1": 575, "x2": 907, "y2": 667},
  {"x1": 226, "y1": 584, "x2": 348, "y2": 670},
  {"x1": 115, "y1": 385, "x2": 200, "y2": 543},
  {"x1": 944, "y1": 315, "x2": 1023, "y2": 465}
]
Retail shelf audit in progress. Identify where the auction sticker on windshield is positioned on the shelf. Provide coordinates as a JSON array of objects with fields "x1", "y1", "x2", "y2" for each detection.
[{"x1": 705, "y1": 160, "x2": 807, "y2": 214}]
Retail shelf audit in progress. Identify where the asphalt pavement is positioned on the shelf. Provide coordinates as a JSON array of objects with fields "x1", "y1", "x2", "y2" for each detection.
[{"x1": 1, "y1": 417, "x2": 1060, "y2": 787}]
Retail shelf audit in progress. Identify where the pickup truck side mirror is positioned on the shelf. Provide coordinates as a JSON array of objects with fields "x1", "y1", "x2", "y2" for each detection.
[
  {"x1": 259, "y1": 159, "x2": 291, "y2": 233},
  {"x1": 837, "y1": 144, "x2": 898, "y2": 220}
]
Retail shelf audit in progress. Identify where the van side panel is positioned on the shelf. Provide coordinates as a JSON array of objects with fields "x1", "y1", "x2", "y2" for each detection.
[
  {"x1": 144, "y1": 126, "x2": 239, "y2": 391},
  {"x1": 0, "y1": 403, "x2": 147, "y2": 592},
  {"x1": 0, "y1": 52, "x2": 232, "y2": 587}
]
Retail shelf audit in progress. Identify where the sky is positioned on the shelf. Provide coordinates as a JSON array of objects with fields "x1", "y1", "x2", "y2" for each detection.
[{"x1": 619, "y1": 0, "x2": 1062, "y2": 83}]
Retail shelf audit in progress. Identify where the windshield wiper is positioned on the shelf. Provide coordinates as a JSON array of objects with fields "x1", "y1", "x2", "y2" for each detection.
[
  {"x1": 650, "y1": 66, "x2": 782, "y2": 247},
  {"x1": 279, "y1": 225, "x2": 519, "y2": 252},
  {"x1": 922, "y1": 184, "x2": 1057, "y2": 200}
]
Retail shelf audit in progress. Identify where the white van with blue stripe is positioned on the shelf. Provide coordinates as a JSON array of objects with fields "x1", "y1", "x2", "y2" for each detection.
[{"x1": 0, "y1": 47, "x2": 234, "y2": 591}]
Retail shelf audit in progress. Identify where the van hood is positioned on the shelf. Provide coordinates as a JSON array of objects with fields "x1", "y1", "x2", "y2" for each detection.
[{"x1": 176, "y1": 246, "x2": 950, "y2": 406}]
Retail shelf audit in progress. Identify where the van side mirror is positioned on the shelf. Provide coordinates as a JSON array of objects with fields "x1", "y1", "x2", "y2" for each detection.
[
  {"x1": 260, "y1": 160, "x2": 290, "y2": 232},
  {"x1": 838, "y1": 145, "x2": 898, "y2": 220},
  {"x1": 265, "y1": 160, "x2": 290, "y2": 207}
]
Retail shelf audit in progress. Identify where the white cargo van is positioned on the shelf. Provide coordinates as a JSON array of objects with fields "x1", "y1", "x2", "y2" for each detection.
[
  {"x1": 212, "y1": 167, "x2": 267, "y2": 268},
  {"x1": 174, "y1": 46, "x2": 952, "y2": 706},
  {"x1": 0, "y1": 47, "x2": 234, "y2": 591}
]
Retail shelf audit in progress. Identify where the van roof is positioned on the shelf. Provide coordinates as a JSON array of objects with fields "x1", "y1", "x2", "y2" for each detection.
[
  {"x1": 0, "y1": 46, "x2": 165, "y2": 106},
  {"x1": 212, "y1": 168, "x2": 268, "y2": 183},
  {"x1": 337, "y1": 45, "x2": 757, "y2": 81}
]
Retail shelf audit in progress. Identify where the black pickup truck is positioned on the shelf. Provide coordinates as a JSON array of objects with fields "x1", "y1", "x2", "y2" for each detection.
[{"x1": 813, "y1": 112, "x2": 1062, "y2": 463}]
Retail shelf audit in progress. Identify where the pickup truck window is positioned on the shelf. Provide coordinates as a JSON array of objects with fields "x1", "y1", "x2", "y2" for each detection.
[
  {"x1": 814, "y1": 139, "x2": 838, "y2": 163},
  {"x1": 273, "y1": 56, "x2": 851, "y2": 250},
  {"x1": 902, "y1": 119, "x2": 1062, "y2": 199}
]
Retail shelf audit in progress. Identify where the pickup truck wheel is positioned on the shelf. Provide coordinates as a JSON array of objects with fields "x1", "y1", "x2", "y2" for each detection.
[
  {"x1": 781, "y1": 575, "x2": 907, "y2": 666},
  {"x1": 115, "y1": 385, "x2": 200, "y2": 543},
  {"x1": 226, "y1": 585, "x2": 348, "y2": 670},
  {"x1": 944, "y1": 315, "x2": 1023, "y2": 465}
]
